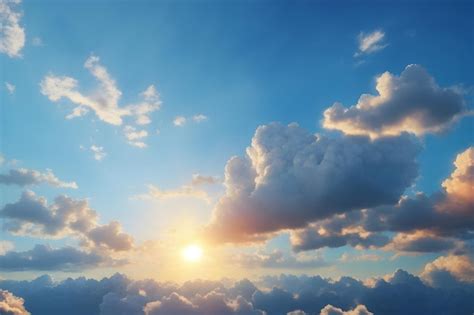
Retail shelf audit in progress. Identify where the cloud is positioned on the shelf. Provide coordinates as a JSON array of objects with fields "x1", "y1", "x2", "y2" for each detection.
[
  {"x1": 0, "y1": 168, "x2": 78, "y2": 189},
  {"x1": 339, "y1": 253, "x2": 382, "y2": 263},
  {"x1": 123, "y1": 125, "x2": 148, "y2": 148},
  {"x1": 5, "y1": 82, "x2": 15, "y2": 94},
  {"x1": 0, "y1": 267, "x2": 473, "y2": 315},
  {"x1": 40, "y1": 56, "x2": 161, "y2": 127},
  {"x1": 323, "y1": 65, "x2": 467, "y2": 138},
  {"x1": 290, "y1": 146, "x2": 474, "y2": 253},
  {"x1": 0, "y1": 289, "x2": 30, "y2": 315},
  {"x1": 0, "y1": 0, "x2": 25, "y2": 58},
  {"x1": 0, "y1": 240, "x2": 14, "y2": 254},
  {"x1": 192, "y1": 114, "x2": 208, "y2": 123},
  {"x1": 0, "y1": 191, "x2": 134, "y2": 252},
  {"x1": 174, "y1": 114, "x2": 209, "y2": 127},
  {"x1": 191, "y1": 174, "x2": 221, "y2": 186},
  {"x1": 232, "y1": 249, "x2": 327, "y2": 269},
  {"x1": 204, "y1": 122, "x2": 420, "y2": 243},
  {"x1": 354, "y1": 30, "x2": 387, "y2": 56},
  {"x1": 134, "y1": 184, "x2": 211, "y2": 203},
  {"x1": 0, "y1": 244, "x2": 118, "y2": 271},
  {"x1": 173, "y1": 116, "x2": 187, "y2": 127},
  {"x1": 320, "y1": 304, "x2": 373, "y2": 315},
  {"x1": 90, "y1": 145, "x2": 106, "y2": 161},
  {"x1": 31, "y1": 36, "x2": 42, "y2": 46},
  {"x1": 421, "y1": 255, "x2": 474, "y2": 288}
]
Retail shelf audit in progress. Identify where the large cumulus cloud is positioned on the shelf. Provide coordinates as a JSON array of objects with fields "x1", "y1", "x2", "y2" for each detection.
[
  {"x1": 291, "y1": 146, "x2": 474, "y2": 253},
  {"x1": 323, "y1": 64, "x2": 468, "y2": 138},
  {"x1": 1, "y1": 262, "x2": 473, "y2": 315},
  {"x1": 204, "y1": 122, "x2": 420, "y2": 243}
]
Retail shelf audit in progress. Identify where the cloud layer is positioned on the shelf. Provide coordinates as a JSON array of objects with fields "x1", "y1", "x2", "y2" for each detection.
[
  {"x1": 1, "y1": 260, "x2": 473, "y2": 315},
  {"x1": 323, "y1": 65, "x2": 467, "y2": 138},
  {"x1": 0, "y1": 168, "x2": 77, "y2": 189}
]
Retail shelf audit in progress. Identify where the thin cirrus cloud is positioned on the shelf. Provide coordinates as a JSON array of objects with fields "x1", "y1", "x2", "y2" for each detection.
[
  {"x1": 354, "y1": 29, "x2": 387, "y2": 57},
  {"x1": 0, "y1": 0, "x2": 25, "y2": 58},
  {"x1": 134, "y1": 184, "x2": 211, "y2": 203},
  {"x1": 2, "y1": 257, "x2": 473, "y2": 315},
  {"x1": 290, "y1": 146, "x2": 474, "y2": 254},
  {"x1": 40, "y1": 55, "x2": 161, "y2": 148},
  {"x1": 173, "y1": 114, "x2": 208, "y2": 127},
  {"x1": 0, "y1": 168, "x2": 78, "y2": 189},
  {"x1": 323, "y1": 64, "x2": 468, "y2": 138},
  {"x1": 5, "y1": 81, "x2": 15, "y2": 94}
]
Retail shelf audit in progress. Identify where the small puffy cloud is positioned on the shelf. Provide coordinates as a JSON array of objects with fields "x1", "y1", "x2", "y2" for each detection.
[
  {"x1": 0, "y1": 191, "x2": 134, "y2": 253},
  {"x1": 90, "y1": 145, "x2": 106, "y2": 161},
  {"x1": 421, "y1": 255, "x2": 474, "y2": 287},
  {"x1": 192, "y1": 114, "x2": 208, "y2": 123},
  {"x1": 0, "y1": 168, "x2": 78, "y2": 189},
  {"x1": 355, "y1": 30, "x2": 387, "y2": 56},
  {"x1": 123, "y1": 125, "x2": 148, "y2": 148},
  {"x1": 134, "y1": 184, "x2": 211, "y2": 203},
  {"x1": 205, "y1": 122, "x2": 420, "y2": 243},
  {"x1": 442, "y1": 147, "x2": 474, "y2": 204},
  {"x1": 191, "y1": 174, "x2": 221, "y2": 186},
  {"x1": 173, "y1": 116, "x2": 187, "y2": 127},
  {"x1": 0, "y1": 289, "x2": 30, "y2": 315},
  {"x1": 0, "y1": 240, "x2": 14, "y2": 255},
  {"x1": 320, "y1": 304, "x2": 373, "y2": 315},
  {"x1": 0, "y1": 244, "x2": 116, "y2": 271},
  {"x1": 5, "y1": 82, "x2": 15, "y2": 94},
  {"x1": 323, "y1": 65, "x2": 467, "y2": 138},
  {"x1": 0, "y1": 0, "x2": 25, "y2": 58},
  {"x1": 40, "y1": 56, "x2": 161, "y2": 126}
]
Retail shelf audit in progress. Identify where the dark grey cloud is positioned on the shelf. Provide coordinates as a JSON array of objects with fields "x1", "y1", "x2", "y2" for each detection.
[
  {"x1": 291, "y1": 146, "x2": 474, "y2": 253},
  {"x1": 0, "y1": 244, "x2": 119, "y2": 271},
  {"x1": 0, "y1": 191, "x2": 133, "y2": 252},
  {"x1": 1, "y1": 262, "x2": 473, "y2": 315},
  {"x1": 323, "y1": 64, "x2": 468, "y2": 138},
  {"x1": 0, "y1": 168, "x2": 77, "y2": 189},
  {"x1": 204, "y1": 122, "x2": 420, "y2": 243}
]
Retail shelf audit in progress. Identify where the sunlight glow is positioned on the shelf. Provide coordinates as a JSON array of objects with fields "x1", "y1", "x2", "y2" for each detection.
[{"x1": 182, "y1": 244, "x2": 203, "y2": 262}]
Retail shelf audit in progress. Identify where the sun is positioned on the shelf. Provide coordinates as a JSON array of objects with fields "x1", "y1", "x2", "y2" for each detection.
[{"x1": 181, "y1": 244, "x2": 203, "y2": 262}]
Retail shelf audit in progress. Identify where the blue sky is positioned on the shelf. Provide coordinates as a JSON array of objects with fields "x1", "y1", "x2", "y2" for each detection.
[{"x1": 0, "y1": 0, "x2": 473, "y2": 287}]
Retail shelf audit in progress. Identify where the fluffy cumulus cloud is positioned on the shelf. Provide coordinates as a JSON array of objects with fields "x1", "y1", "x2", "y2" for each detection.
[
  {"x1": 90, "y1": 145, "x2": 106, "y2": 161},
  {"x1": 291, "y1": 146, "x2": 474, "y2": 253},
  {"x1": 40, "y1": 55, "x2": 160, "y2": 147},
  {"x1": 323, "y1": 65, "x2": 467, "y2": 138},
  {"x1": 421, "y1": 255, "x2": 474, "y2": 288},
  {"x1": 1, "y1": 265, "x2": 472, "y2": 315},
  {"x1": 0, "y1": 0, "x2": 25, "y2": 58},
  {"x1": 123, "y1": 125, "x2": 148, "y2": 148},
  {"x1": 204, "y1": 122, "x2": 420, "y2": 243},
  {"x1": 0, "y1": 289, "x2": 30, "y2": 315},
  {"x1": 354, "y1": 29, "x2": 387, "y2": 56},
  {"x1": 0, "y1": 191, "x2": 133, "y2": 270},
  {"x1": 0, "y1": 168, "x2": 78, "y2": 189}
]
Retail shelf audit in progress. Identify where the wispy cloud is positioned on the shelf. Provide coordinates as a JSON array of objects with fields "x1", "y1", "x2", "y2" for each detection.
[
  {"x1": 4, "y1": 82, "x2": 15, "y2": 94},
  {"x1": 90, "y1": 145, "x2": 106, "y2": 161},
  {"x1": 0, "y1": 0, "x2": 25, "y2": 57},
  {"x1": 355, "y1": 29, "x2": 387, "y2": 56}
]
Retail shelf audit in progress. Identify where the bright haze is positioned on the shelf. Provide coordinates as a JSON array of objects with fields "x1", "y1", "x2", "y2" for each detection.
[{"x1": 0, "y1": 0, "x2": 473, "y2": 314}]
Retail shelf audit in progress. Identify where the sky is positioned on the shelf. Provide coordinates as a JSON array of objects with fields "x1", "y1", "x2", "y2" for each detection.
[{"x1": 0, "y1": 0, "x2": 473, "y2": 314}]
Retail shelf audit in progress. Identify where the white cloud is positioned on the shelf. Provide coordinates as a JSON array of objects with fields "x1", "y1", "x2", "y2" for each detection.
[
  {"x1": 90, "y1": 145, "x2": 106, "y2": 161},
  {"x1": 0, "y1": 0, "x2": 25, "y2": 58},
  {"x1": 134, "y1": 184, "x2": 211, "y2": 203},
  {"x1": 5, "y1": 82, "x2": 15, "y2": 94},
  {"x1": 192, "y1": 114, "x2": 208, "y2": 123},
  {"x1": 355, "y1": 30, "x2": 387, "y2": 56},
  {"x1": 173, "y1": 116, "x2": 187, "y2": 127},
  {"x1": 40, "y1": 56, "x2": 161, "y2": 127},
  {"x1": 0, "y1": 241, "x2": 13, "y2": 255},
  {"x1": 123, "y1": 125, "x2": 148, "y2": 148}
]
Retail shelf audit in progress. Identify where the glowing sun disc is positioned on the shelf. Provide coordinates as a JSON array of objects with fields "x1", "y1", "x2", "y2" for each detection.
[{"x1": 182, "y1": 244, "x2": 203, "y2": 262}]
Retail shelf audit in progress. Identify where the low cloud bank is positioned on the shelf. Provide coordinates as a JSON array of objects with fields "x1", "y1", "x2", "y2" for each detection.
[{"x1": 1, "y1": 258, "x2": 473, "y2": 315}]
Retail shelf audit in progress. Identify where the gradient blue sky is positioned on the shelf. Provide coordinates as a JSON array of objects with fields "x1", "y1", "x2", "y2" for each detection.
[{"x1": 1, "y1": 0, "x2": 473, "y2": 283}]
